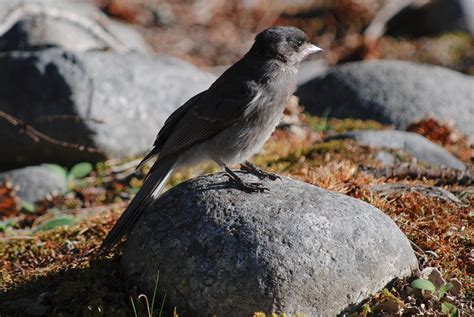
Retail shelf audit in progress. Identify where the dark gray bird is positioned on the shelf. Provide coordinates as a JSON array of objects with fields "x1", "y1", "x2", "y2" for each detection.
[{"x1": 100, "y1": 26, "x2": 322, "y2": 251}]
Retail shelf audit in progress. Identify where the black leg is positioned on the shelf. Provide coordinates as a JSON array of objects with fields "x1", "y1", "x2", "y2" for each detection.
[
  {"x1": 240, "y1": 161, "x2": 281, "y2": 181},
  {"x1": 222, "y1": 164, "x2": 269, "y2": 193}
]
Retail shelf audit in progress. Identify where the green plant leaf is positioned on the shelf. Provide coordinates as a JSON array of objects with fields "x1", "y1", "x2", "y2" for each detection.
[
  {"x1": 411, "y1": 279, "x2": 436, "y2": 293},
  {"x1": 34, "y1": 216, "x2": 76, "y2": 232},
  {"x1": 0, "y1": 219, "x2": 15, "y2": 231},
  {"x1": 439, "y1": 282, "x2": 453, "y2": 298},
  {"x1": 21, "y1": 201, "x2": 36, "y2": 213},
  {"x1": 68, "y1": 179, "x2": 87, "y2": 190},
  {"x1": 43, "y1": 164, "x2": 68, "y2": 179},
  {"x1": 441, "y1": 302, "x2": 458, "y2": 316},
  {"x1": 362, "y1": 303, "x2": 371, "y2": 313},
  {"x1": 69, "y1": 162, "x2": 93, "y2": 179},
  {"x1": 46, "y1": 207, "x2": 61, "y2": 214}
]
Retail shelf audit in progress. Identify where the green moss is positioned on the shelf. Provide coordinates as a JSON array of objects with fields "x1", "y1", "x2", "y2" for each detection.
[{"x1": 304, "y1": 115, "x2": 385, "y2": 133}]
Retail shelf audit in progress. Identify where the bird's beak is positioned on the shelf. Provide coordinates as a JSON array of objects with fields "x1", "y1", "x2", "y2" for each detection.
[{"x1": 302, "y1": 43, "x2": 323, "y2": 56}]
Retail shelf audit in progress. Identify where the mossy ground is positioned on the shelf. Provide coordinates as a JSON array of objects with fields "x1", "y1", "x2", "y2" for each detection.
[{"x1": 1, "y1": 115, "x2": 472, "y2": 316}]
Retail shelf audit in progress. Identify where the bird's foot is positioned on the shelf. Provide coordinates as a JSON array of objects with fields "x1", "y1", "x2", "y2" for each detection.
[
  {"x1": 240, "y1": 161, "x2": 281, "y2": 181},
  {"x1": 223, "y1": 166, "x2": 269, "y2": 193},
  {"x1": 230, "y1": 178, "x2": 269, "y2": 193}
]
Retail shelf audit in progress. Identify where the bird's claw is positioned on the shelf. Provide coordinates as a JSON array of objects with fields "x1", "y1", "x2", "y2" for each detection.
[
  {"x1": 224, "y1": 173, "x2": 269, "y2": 193},
  {"x1": 239, "y1": 181, "x2": 269, "y2": 193},
  {"x1": 262, "y1": 172, "x2": 281, "y2": 181},
  {"x1": 240, "y1": 163, "x2": 281, "y2": 181}
]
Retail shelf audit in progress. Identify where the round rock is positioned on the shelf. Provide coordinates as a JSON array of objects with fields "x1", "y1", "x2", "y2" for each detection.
[
  {"x1": 328, "y1": 130, "x2": 466, "y2": 170},
  {"x1": 0, "y1": 0, "x2": 151, "y2": 52},
  {"x1": 122, "y1": 172, "x2": 418, "y2": 316},
  {"x1": 0, "y1": 165, "x2": 67, "y2": 202},
  {"x1": 296, "y1": 60, "x2": 474, "y2": 139}
]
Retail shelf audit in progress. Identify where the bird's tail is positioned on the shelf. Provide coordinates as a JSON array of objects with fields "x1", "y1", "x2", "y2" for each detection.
[{"x1": 99, "y1": 157, "x2": 176, "y2": 252}]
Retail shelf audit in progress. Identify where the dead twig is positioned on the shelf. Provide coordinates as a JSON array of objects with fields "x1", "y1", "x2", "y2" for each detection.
[
  {"x1": 367, "y1": 183, "x2": 462, "y2": 204},
  {"x1": 0, "y1": 110, "x2": 101, "y2": 153},
  {"x1": 360, "y1": 163, "x2": 473, "y2": 186},
  {"x1": 34, "y1": 114, "x2": 104, "y2": 124}
]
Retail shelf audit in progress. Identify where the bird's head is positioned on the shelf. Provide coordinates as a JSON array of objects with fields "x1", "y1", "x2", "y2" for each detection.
[{"x1": 249, "y1": 26, "x2": 322, "y2": 65}]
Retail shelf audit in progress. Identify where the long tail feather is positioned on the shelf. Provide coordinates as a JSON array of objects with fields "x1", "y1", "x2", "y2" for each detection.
[{"x1": 99, "y1": 158, "x2": 176, "y2": 252}]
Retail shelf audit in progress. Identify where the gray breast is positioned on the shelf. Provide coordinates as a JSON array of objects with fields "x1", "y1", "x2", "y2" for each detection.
[{"x1": 209, "y1": 67, "x2": 298, "y2": 165}]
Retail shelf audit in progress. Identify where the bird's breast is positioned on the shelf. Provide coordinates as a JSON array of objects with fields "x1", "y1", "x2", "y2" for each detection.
[{"x1": 209, "y1": 68, "x2": 298, "y2": 165}]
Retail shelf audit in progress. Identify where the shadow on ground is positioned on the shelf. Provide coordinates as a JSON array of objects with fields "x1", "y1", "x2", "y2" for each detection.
[{"x1": 0, "y1": 256, "x2": 159, "y2": 316}]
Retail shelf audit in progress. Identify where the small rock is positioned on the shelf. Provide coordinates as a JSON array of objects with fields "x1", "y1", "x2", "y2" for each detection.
[
  {"x1": 427, "y1": 268, "x2": 446, "y2": 289},
  {"x1": 419, "y1": 267, "x2": 446, "y2": 289},
  {"x1": 329, "y1": 130, "x2": 466, "y2": 170},
  {"x1": 122, "y1": 172, "x2": 417, "y2": 316},
  {"x1": 374, "y1": 150, "x2": 396, "y2": 166},
  {"x1": 449, "y1": 278, "x2": 462, "y2": 296},
  {"x1": 0, "y1": 165, "x2": 67, "y2": 202}
]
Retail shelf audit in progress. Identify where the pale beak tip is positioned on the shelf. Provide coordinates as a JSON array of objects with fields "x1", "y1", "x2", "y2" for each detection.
[{"x1": 304, "y1": 44, "x2": 323, "y2": 55}]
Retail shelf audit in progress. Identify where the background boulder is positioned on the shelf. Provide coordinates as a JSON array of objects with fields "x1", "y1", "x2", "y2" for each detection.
[
  {"x1": 385, "y1": 0, "x2": 474, "y2": 37},
  {"x1": 296, "y1": 60, "x2": 474, "y2": 139},
  {"x1": 0, "y1": 0, "x2": 151, "y2": 52},
  {"x1": 0, "y1": 48, "x2": 214, "y2": 169}
]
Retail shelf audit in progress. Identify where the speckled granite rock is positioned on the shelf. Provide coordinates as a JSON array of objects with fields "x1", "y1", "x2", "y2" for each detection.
[{"x1": 122, "y1": 172, "x2": 417, "y2": 316}]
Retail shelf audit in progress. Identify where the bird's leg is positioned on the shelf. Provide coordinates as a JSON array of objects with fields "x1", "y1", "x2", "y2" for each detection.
[
  {"x1": 221, "y1": 164, "x2": 268, "y2": 193},
  {"x1": 240, "y1": 161, "x2": 281, "y2": 181}
]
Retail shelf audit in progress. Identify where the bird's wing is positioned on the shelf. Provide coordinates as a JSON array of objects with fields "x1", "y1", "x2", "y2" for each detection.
[
  {"x1": 158, "y1": 86, "x2": 257, "y2": 160},
  {"x1": 139, "y1": 62, "x2": 259, "y2": 166},
  {"x1": 101, "y1": 70, "x2": 258, "y2": 250},
  {"x1": 137, "y1": 91, "x2": 207, "y2": 169}
]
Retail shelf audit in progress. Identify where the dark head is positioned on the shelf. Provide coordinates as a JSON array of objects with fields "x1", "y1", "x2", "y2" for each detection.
[{"x1": 249, "y1": 26, "x2": 322, "y2": 65}]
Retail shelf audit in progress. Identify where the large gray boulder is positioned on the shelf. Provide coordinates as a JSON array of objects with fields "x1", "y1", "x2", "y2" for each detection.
[
  {"x1": 122, "y1": 172, "x2": 418, "y2": 316},
  {"x1": 329, "y1": 130, "x2": 466, "y2": 170},
  {"x1": 0, "y1": 0, "x2": 151, "y2": 52},
  {"x1": 365, "y1": 0, "x2": 474, "y2": 41},
  {"x1": 0, "y1": 165, "x2": 67, "y2": 202},
  {"x1": 296, "y1": 60, "x2": 474, "y2": 138},
  {"x1": 385, "y1": 0, "x2": 474, "y2": 36},
  {"x1": 0, "y1": 48, "x2": 214, "y2": 168}
]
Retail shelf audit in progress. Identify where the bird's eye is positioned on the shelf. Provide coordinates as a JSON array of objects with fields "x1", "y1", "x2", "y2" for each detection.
[{"x1": 296, "y1": 40, "x2": 304, "y2": 47}]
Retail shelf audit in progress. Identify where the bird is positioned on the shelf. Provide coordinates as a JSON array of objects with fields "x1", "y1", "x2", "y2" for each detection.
[{"x1": 100, "y1": 26, "x2": 322, "y2": 251}]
